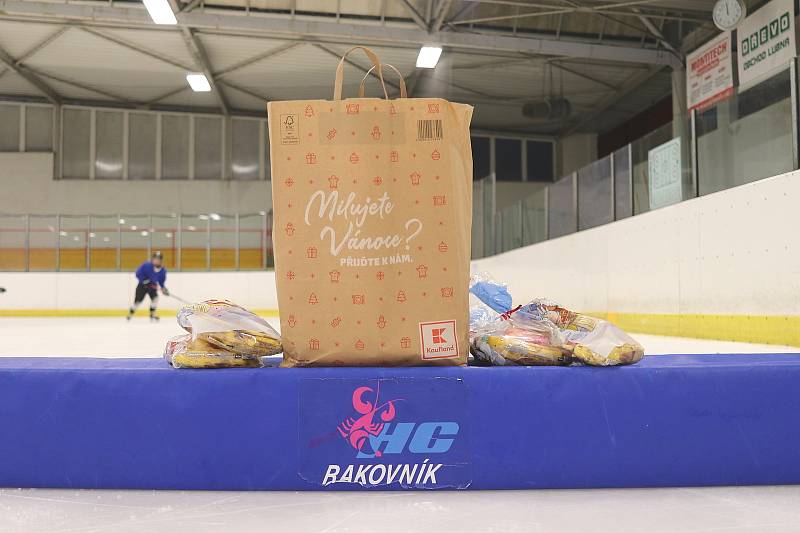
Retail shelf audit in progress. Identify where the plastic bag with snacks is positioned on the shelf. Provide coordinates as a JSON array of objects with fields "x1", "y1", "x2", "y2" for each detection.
[
  {"x1": 164, "y1": 299, "x2": 282, "y2": 368},
  {"x1": 471, "y1": 315, "x2": 571, "y2": 366},
  {"x1": 164, "y1": 334, "x2": 263, "y2": 369},
  {"x1": 518, "y1": 299, "x2": 644, "y2": 366}
]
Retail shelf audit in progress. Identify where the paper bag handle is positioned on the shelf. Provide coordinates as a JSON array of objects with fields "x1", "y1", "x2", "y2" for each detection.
[
  {"x1": 333, "y1": 46, "x2": 388, "y2": 101},
  {"x1": 357, "y1": 64, "x2": 407, "y2": 98}
]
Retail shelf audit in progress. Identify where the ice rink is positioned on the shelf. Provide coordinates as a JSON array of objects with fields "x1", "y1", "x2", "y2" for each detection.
[{"x1": 1, "y1": 316, "x2": 799, "y2": 532}]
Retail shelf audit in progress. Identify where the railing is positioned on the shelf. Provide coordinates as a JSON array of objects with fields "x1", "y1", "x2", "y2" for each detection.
[
  {"x1": 0, "y1": 212, "x2": 273, "y2": 271},
  {"x1": 474, "y1": 63, "x2": 798, "y2": 257}
]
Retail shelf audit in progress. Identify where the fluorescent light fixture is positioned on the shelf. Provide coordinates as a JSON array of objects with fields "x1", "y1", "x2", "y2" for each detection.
[
  {"x1": 103, "y1": 237, "x2": 110, "y2": 242},
  {"x1": 89, "y1": 232, "x2": 96, "y2": 238},
  {"x1": 187, "y1": 225, "x2": 197, "y2": 231},
  {"x1": 119, "y1": 218, "x2": 125, "y2": 225},
  {"x1": 140, "y1": 231, "x2": 149, "y2": 237},
  {"x1": 416, "y1": 46, "x2": 442, "y2": 68},
  {"x1": 165, "y1": 232, "x2": 173, "y2": 238},
  {"x1": 186, "y1": 73, "x2": 211, "y2": 92},
  {"x1": 198, "y1": 214, "x2": 209, "y2": 220},
  {"x1": 59, "y1": 231, "x2": 67, "y2": 237},
  {"x1": 209, "y1": 213, "x2": 221, "y2": 221},
  {"x1": 258, "y1": 211, "x2": 267, "y2": 216},
  {"x1": 131, "y1": 225, "x2": 138, "y2": 231},
  {"x1": 72, "y1": 236, "x2": 79, "y2": 242},
  {"x1": 142, "y1": 0, "x2": 177, "y2": 25}
]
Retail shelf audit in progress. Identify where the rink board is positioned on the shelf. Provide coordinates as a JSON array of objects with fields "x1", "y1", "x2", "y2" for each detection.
[{"x1": 1, "y1": 354, "x2": 799, "y2": 490}]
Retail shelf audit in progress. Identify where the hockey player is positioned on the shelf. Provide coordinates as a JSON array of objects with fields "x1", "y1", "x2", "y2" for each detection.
[{"x1": 127, "y1": 251, "x2": 169, "y2": 321}]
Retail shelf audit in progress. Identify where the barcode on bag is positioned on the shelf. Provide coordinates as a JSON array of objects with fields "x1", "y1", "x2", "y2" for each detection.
[{"x1": 417, "y1": 119, "x2": 442, "y2": 141}]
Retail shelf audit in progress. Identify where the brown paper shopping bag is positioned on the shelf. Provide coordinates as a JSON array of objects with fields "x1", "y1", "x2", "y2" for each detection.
[{"x1": 267, "y1": 46, "x2": 473, "y2": 367}]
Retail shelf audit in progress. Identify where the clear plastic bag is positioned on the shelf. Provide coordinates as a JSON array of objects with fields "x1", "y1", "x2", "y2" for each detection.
[
  {"x1": 163, "y1": 334, "x2": 263, "y2": 369},
  {"x1": 164, "y1": 299, "x2": 282, "y2": 368},
  {"x1": 518, "y1": 299, "x2": 644, "y2": 366},
  {"x1": 177, "y1": 299, "x2": 282, "y2": 357},
  {"x1": 469, "y1": 272, "x2": 513, "y2": 313},
  {"x1": 470, "y1": 316, "x2": 571, "y2": 367}
]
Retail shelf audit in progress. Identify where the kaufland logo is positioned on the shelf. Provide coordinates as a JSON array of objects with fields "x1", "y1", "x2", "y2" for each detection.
[
  {"x1": 419, "y1": 320, "x2": 459, "y2": 359},
  {"x1": 322, "y1": 384, "x2": 460, "y2": 487}
]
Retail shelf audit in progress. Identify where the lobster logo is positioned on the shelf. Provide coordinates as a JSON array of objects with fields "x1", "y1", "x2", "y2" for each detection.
[{"x1": 337, "y1": 385, "x2": 400, "y2": 458}]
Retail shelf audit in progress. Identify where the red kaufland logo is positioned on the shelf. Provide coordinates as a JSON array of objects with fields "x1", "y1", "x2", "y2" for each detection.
[{"x1": 418, "y1": 320, "x2": 458, "y2": 360}]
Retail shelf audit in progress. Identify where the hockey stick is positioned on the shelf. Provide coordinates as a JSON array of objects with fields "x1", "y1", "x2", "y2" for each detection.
[{"x1": 166, "y1": 292, "x2": 191, "y2": 305}]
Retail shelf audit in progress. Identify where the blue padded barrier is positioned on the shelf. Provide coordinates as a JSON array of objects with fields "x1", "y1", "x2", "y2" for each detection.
[{"x1": 1, "y1": 354, "x2": 799, "y2": 490}]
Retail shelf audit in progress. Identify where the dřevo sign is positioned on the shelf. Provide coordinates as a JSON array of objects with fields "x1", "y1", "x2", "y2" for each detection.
[
  {"x1": 737, "y1": 0, "x2": 797, "y2": 87},
  {"x1": 687, "y1": 32, "x2": 734, "y2": 111}
]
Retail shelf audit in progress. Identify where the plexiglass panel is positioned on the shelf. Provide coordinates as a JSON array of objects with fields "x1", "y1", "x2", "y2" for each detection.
[
  {"x1": 578, "y1": 156, "x2": 613, "y2": 230},
  {"x1": 0, "y1": 215, "x2": 26, "y2": 270},
  {"x1": 548, "y1": 174, "x2": 576, "y2": 239},
  {"x1": 239, "y1": 213, "x2": 266, "y2": 269},
  {"x1": 28, "y1": 216, "x2": 57, "y2": 271},
  {"x1": 181, "y1": 215, "x2": 208, "y2": 270},
  {"x1": 697, "y1": 68, "x2": 795, "y2": 196},
  {"x1": 210, "y1": 214, "x2": 236, "y2": 269},
  {"x1": 89, "y1": 215, "x2": 119, "y2": 270},
  {"x1": 119, "y1": 215, "x2": 150, "y2": 270},
  {"x1": 151, "y1": 215, "x2": 178, "y2": 269},
  {"x1": 613, "y1": 145, "x2": 632, "y2": 220},
  {"x1": 521, "y1": 186, "x2": 547, "y2": 246},
  {"x1": 58, "y1": 216, "x2": 88, "y2": 271}
]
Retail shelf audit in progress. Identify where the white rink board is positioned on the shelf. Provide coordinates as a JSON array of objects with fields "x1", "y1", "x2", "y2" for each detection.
[
  {"x1": 0, "y1": 271, "x2": 278, "y2": 311},
  {"x1": 473, "y1": 168, "x2": 800, "y2": 316}
]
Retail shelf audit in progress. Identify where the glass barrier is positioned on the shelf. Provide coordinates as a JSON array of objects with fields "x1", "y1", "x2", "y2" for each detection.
[
  {"x1": 239, "y1": 213, "x2": 267, "y2": 269},
  {"x1": 119, "y1": 215, "x2": 150, "y2": 271},
  {"x1": 0, "y1": 215, "x2": 26, "y2": 271},
  {"x1": 613, "y1": 145, "x2": 632, "y2": 220},
  {"x1": 180, "y1": 215, "x2": 209, "y2": 271},
  {"x1": 578, "y1": 156, "x2": 613, "y2": 230},
  {"x1": 29, "y1": 216, "x2": 57, "y2": 271},
  {"x1": 697, "y1": 67, "x2": 795, "y2": 196},
  {"x1": 210, "y1": 214, "x2": 237, "y2": 270},
  {"x1": 151, "y1": 215, "x2": 178, "y2": 270},
  {"x1": 547, "y1": 174, "x2": 576, "y2": 239},
  {"x1": 521, "y1": 186, "x2": 547, "y2": 246},
  {"x1": 89, "y1": 215, "x2": 119, "y2": 270},
  {"x1": 58, "y1": 216, "x2": 88, "y2": 271}
]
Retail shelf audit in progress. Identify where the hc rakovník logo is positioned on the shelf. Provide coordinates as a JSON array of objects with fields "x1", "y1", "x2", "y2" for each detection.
[{"x1": 323, "y1": 384, "x2": 460, "y2": 487}]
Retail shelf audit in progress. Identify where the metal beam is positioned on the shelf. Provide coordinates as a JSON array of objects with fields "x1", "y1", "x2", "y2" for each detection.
[
  {"x1": 432, "y1": 0, "x2": 453, "y2": 33},
  {"x1": 632, "y1": 7, "x2": 680, "y2": 58},
  {"x1": 181, "y1": 0, "x2": 202, "y2": 12},
  {"x1": 400, "y1": 0, "x2": 429, "y2": 31},
  {"x1": 0, "y1": 42, "x2": 61, "y2": 104},
  {"x1": 34, "y1": 67, "x2": 136, "y2": 103},
  {"x1": 0, "y1": 26, "x2": 69, "y2": 84},
  {"x1": 180, "y1": 27, "x2": 230, "y2": 115},
  {"x1": 559, "y1": 63, "x2": 664, "y2": 136},
  {"x1": 214, "y1": 41, "x2": 302, "y2": 78},
  {"x1": 0, "y1": 1, "x2": 681, "y2": 68},
  {"x1": 80, "y1": 27, "x2": 193, "y2": 71}
]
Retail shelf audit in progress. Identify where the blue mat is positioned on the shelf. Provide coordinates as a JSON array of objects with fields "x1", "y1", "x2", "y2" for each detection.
[{"x1": 1, "y1": 354, "x2": 799, "y2": 490}]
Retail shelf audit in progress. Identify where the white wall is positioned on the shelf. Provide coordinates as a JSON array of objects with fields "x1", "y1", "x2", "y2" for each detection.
[
  {"x1": 0, "y1": 153, "x2": 272, "y2": 215},
  {"x1": 0, "y1": 271, "x2": 278, "y2": 311},
  {"x1": 473, "y1": 168, "x2": 800, "y2": 316}
]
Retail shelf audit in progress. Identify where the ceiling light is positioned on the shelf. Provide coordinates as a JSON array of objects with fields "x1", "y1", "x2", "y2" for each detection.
[
  {"x1": 198, "y1": 214, "x2": 209, "y2": 220},
  {"x1": 141, "y1": 231, "x2": 149, "y2": 237},
  {"x1": 103, "y1": 237, "x2": 110, "y2": 242},
  {"x1": 187, "y1": 225, "x2": 197, "y2": 231},
  {"x1": 89, "y1": 232, "x2": 96, "y2": 238},
  {"x1": 131, "y1": 225, "x2": 138, "y2": 231},
  {"x1": 119, "y1": 218, "x2": 125, "y2": 225},
  {"x1": 209, "y1": 213, "x2": 221, "y2": 221},
  {"x1": 142, "y1": 0, "x2": 177, "y2": 25},
  {"x1": 186, "y1": 73, "x2": 211, "y2": 92},
  {"x1": 416, "y1": 46, "x2": 442, "y2": 69}
]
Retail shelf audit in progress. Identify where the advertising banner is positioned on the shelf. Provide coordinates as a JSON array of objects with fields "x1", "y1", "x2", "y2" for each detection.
[
  {"x1": 737, "y1": 0, "x2": 797, "y2": 87},
  {"x1": 687, "y1": 32, "x2": 734, "y2": 111}
]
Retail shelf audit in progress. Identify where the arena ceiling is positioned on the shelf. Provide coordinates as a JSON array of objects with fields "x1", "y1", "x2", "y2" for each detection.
[{"x1": 0, "y1": 0, "x2": 721, "y2": 135}]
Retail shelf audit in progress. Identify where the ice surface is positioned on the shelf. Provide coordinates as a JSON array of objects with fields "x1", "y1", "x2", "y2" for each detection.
[
  {"x1": 0, "y1": 317, "x2": 796, "y2": 358},
  {"x1": 2, "y1": 486, "x2": 800, "y2": 533}
]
